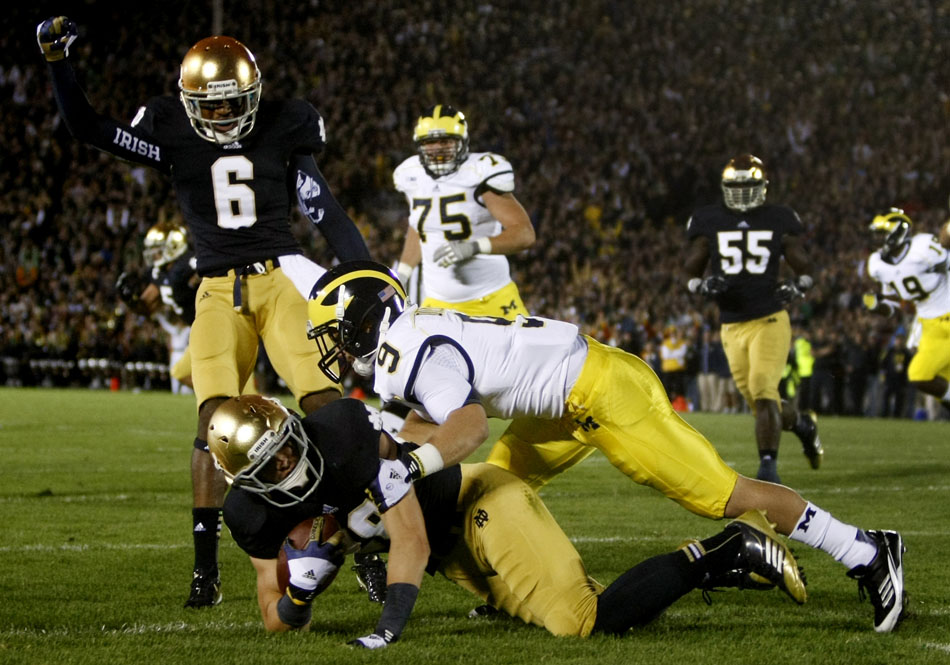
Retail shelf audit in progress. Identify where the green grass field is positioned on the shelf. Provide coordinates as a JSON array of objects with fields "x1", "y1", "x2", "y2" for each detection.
[{"x1": 0, "y1": 387, "x2": 948, "y2": 665}]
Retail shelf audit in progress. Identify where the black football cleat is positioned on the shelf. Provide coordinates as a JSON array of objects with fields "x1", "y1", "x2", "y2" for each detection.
[
  {"x1": 352, "y1": 553, "x2": 387, "y2": 603},
  {"x1": 697, "y1": 509, "x2": 807, "y2": 604},
  {"x1": 794, "y1": 410, "x2": 823, "y2": 470},
  {"x1": 847, "y1": 530, "x2": 906, "y2": 632},
  {"x1": 468, "y1": 604, "x2": 501, "y2": 619},
  {"x1": 184, "y1": 569, "x2": 222, "y2": 608}
]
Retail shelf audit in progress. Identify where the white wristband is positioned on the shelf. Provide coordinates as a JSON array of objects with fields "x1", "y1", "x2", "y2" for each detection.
[
  {"x1": 412, "y1": 442, "x2": 445, "y2": 478},
  {"x1": 395, "y1": 262, "x2": 413, "y2": 285},
  {"x1": 476, "y1": 237, "x2": 492, "y2": 255},
  {"x1": 687, "y1": 277, "x2": 702, "y2": 294}
]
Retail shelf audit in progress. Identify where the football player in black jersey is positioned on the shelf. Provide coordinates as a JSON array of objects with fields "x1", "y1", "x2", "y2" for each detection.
[
  {"x1": 116, "y1": 219, "x2": 200, "y2": 391},
  {"x1": 207, "y1": 395, "x2": 807, "y2": 646},
  {"x1": 684, "y1": 154, "x2": 823, "y2": 484},
  {"x1": 37, "y1": 16, "x2": 374, "y2": 608}
]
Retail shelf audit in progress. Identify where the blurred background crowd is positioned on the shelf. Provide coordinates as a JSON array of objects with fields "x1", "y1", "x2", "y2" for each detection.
[{"x1": 3, "y1": 1, "x2": 949, "y2": 418}]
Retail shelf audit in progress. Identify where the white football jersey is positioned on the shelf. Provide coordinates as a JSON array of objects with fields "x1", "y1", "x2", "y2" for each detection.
[
  {"x1": 867, "y1": 233, "x2": 950, "y2": 319},
  {"x1": 393, "y1": 151, "x2": 517, "y2": 302},
  {"x1": 373, "y1": 307, "x2": 588, "y2": 423}
]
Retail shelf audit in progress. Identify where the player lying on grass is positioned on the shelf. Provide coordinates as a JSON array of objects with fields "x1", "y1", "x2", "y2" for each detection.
[
  {"x1": 305, "y1": 261, "x2": 907, "y2": 634},
  {"x1": 208, "y1": 394, "x2": 805, "y2": 646}
]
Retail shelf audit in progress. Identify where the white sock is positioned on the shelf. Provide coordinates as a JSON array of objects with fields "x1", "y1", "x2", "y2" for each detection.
[{"x1": 788, "y1": 502, "x2": 877, "y2": 569}]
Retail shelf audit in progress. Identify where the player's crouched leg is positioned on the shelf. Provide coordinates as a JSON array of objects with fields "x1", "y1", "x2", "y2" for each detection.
[{"x1": 441, "y1": 463, "x2": 601, "y2": 637}]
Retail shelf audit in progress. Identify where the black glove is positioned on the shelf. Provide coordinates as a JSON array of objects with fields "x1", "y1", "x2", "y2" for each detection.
[
  {"x1": 395, "y1": 441, "x2": 423, "y2": 482},
  {"x1": 36, "y1": 16, "x2": 78, "y2": 62},
  {"x1": 699, "y1": 275, "x2": 728, "y2": 298},
  {"x1": 775, "y1": 275, "x2": 812, "y2": 305},
  {"x1": 115, "y1": 271, "x2": 145, "y2": 305}
]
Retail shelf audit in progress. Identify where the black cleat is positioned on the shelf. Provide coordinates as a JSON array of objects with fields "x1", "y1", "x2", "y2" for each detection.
[
  {"x1": 468, "y1": 604, "x2": 501, "y2": 619},
  {"x1": 794, "y1": 410, "x2": 823, "y2": 469},
  {"x1": 184, "y1": 569, "x2": 222, "y2": 608},
  {"x1": 352, "y1": 553, "x2": 387, "y2": 603},
  {"x1": 694, "y1": 509, "x2": 807, "y2": 604},
  {"x1": 847, "y1": 530, "x2": 906, "y2": 632}
]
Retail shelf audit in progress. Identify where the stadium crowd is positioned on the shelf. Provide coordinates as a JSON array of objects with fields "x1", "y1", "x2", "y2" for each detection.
[{"x1": 4, "y1": 1, "x2": 949, "y2": 419}]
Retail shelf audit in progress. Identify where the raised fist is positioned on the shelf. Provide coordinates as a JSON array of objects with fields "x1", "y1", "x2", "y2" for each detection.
[{"x1": 36, "y1": 16, "x2": 78, "y2": 62}]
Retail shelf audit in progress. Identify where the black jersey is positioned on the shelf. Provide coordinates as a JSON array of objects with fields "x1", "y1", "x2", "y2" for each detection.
[
  {"x1": 48, "y1": 61, "x2": 324, "y2": 275},
  {"x1": 223, "y1": 399, "x2": 462, "y2": 564},
  {"x1": 686, "y1": 203, "x2": 804, "y2": 323},
  {"x1": 151, "y1": 252, "x2": 198, "y2": 324}
]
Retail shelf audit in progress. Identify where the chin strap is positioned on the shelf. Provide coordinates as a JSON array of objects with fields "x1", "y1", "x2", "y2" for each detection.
[{"x1": 378, "y1": 306, "x2": 392, "y2": 339}]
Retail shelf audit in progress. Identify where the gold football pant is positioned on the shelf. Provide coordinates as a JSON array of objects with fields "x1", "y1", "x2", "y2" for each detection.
[
  {"x1": 171, "y1": 345, "x2": 256, "y2": 394},
  {"x1": 421, "y1": 280, "x2": 528, "y2": 320},
  {"x1": 486, "y1": 337, "x2": 738, "y2": 519},
  {"x1": 720, "y1": 310, "x2": 790, "y2": 406},
  {"x1": 190, "y1": 266, "x2": 339, "y2": 409},
  {"x1": 907, "y1": 314, "x2": 950, "y2": 382},
  {"x1": 439, "y1": 463, "x2": 602, "y2": 637}
]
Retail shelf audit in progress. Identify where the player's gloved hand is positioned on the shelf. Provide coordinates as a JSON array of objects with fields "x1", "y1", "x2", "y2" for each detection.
[
  {"x1": 862, "y1": 292, "x2": 879, "y2": 310},
  {"x1": 395, "y1": 441, "x2": 423, "y2": 482},
  {"x1": 433, "y1": 237, "x2": 491, "y2": 267},
  {"x1": 775, "y1": 275, "x2": 812, "y2": 305},
  {"x1": 689, "y1": 275, "x2": 728, "y2": 298},
  {"x1": 115, "y1": 271, "x2": 142, "y2": 305},
  {"x1": 283, "y1": 533, "x2": 345, "y2": 604},
  {"x1": 36, "y1": 16, "x2": 78, "y2": 62},
  {"x1": 775, "y1": 279, "x2": 803, "y2": 305},
  {"x1": 348, "y1": 632, "x2": 391, "y2": 649},
  {"x1": 368, "y1": 458, "x2": 413, "y2": 511}
]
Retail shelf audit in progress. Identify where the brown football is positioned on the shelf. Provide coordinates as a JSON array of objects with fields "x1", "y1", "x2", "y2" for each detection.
[{"x1": 276, "y1": 514, "x2": 341, "y2": 593}]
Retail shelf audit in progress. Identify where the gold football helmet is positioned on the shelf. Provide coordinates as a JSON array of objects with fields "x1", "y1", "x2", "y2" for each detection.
[
  {"x1": 869, "y1": 208, "x2": 912, "y2": 255},
  {"x1": 722, "y1": 154, "x2": 768, "y2": 211},
  {"x1": 206, "y1": 395, "x2": 323, "y2": 508},
  {"x1": 307, "y1": 261, "x2": 407, "y2": 383},
  {"x1": 179, "y1": 36, "x2": 261, "y2": 144},
  {"x1": 143, "y1": 220, "x2": 189, "y2": 267},
  {"x1": 413, "y1": 104, "x2": 469, "y2": 177}
]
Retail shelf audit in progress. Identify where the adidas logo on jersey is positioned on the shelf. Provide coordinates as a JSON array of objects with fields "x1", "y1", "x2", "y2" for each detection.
[
  {"x1": 737, "y1": 220, "x2": 750, "y2": 229},
  {"x1": 223, "y1": 141, "x2": 243, "y2": 150}
]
